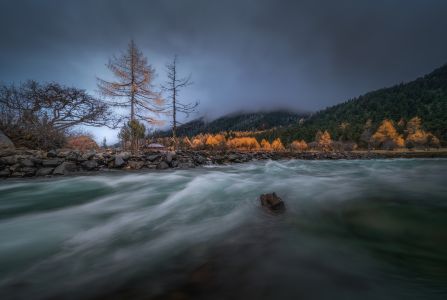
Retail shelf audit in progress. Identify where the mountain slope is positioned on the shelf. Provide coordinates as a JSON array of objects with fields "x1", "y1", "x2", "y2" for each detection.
[
  {"x1": 155, "y1": 110, "x2": 308, "y2": 137},
  {"x1": 258, "y1": 64, "x2": 447, "y2": 143}
]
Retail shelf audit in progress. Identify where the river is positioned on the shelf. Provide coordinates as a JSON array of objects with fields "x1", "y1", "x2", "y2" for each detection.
[{"x1": 0, "y1": 159, "x2": 446, "y2": 299}]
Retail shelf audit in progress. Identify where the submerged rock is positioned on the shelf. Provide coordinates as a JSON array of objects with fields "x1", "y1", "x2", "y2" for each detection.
[{"x1": 260, "y1": 193, "x2": 285, "y2": 213}]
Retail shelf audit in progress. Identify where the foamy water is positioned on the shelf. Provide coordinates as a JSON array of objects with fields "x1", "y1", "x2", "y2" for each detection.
[{"x1": 0, "y1": 159, "x2": 446, "y2": 299}]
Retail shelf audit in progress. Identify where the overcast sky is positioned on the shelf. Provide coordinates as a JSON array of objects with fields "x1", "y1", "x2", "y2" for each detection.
[{"x1": 1, "y1": 0, "x2": 447, "y2": 142}]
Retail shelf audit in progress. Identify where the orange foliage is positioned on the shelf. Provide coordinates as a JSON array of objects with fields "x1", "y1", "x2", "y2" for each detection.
[
  {"x1": 66, "y1": 135, "x2": 99, "y2": 151},
  {"x1": 261, "y1": 139, "x2": 272, "y2": 151},
  {"x1": 192, "y1": 138, "x2": 204, "y2": 149},
  {"x1": 227, "y1": 137, "x2": 260, "y2": 150},
  {"x1": 271, "y1": 138, "x2": 285, "y2": 151},
  {"x1": 205, "y1": 134, "x2": 226, "y2": 149},
  {"x1": 406, "y1": 129, "x2": 428, "y2": 148},
  {"x1": 290, "y1": 140, "x2": 308, "y2": 151},
  {"x1": 371, "y1": 120, "x2": 404, "y2": 149},
  {"x1": 315, "y1": 130, "x2": 332, "y2": 151}
]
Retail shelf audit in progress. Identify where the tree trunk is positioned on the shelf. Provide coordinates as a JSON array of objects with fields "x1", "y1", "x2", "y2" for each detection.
[{"x1": 130, "y1": 41, "x2": 137, "y2": 153}]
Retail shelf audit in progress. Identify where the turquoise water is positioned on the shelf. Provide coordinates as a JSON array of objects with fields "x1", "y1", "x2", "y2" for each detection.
[{"x1": 0, "y1": 159, "x2": 446, "y2": 299}]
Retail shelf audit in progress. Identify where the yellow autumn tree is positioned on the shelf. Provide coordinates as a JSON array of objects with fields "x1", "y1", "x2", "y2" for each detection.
[
  {"x1": 205, "y1": 134, "x2": 226, "y2": 150},
  {"x1": 406, "y1": 130, "x2": 428, "y2": 149},
  {"x1": 261, "y1": 139, "x2": 272, "y2": 151},
  {"x1": 405, "y1": 117, "x2": 440, "y2": 149},
  {"x1": 191, "y1": 134, "x2": 205, "y2": 149},
  {"x1": 290, "y1": 140, "x2": 308, "y2": 152},
  {"x1": 371, "y1": 119, "x2": 404, "y2": 150},
  {"x1": 227, "y1": 137, "x2": 260, "y2": 150},
  {"x1": 271, "y1": 138, "x2": 285, "y2": 151},
  {"x1": 205, "y1": 135, "x2": 219, "y2": 148},
  {"x1": 315, "y1": 130, "x2": 332, "y2": 151}
]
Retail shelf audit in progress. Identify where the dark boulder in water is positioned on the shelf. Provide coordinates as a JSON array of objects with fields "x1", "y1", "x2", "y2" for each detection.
[{"x1": 260, "y1": 193, "x2": 285, "y2": 213}]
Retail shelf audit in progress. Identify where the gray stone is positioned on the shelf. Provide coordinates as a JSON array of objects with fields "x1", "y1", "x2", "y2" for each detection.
[
  {"x1": 47, "y1": 150, "x2": 57, "y2": 158},
  {"x1": 171, "y1": 160, "x2": 179, "y2": 168},
  {"x1": 194, "y1": 156, "x2": 206, "y2": 164},
  {"x1": 11, "y1": 172, "x2": 25, "y2": 177},
  {"x1": 166, "y1": 152, "x2": 175, "y2": 163},
  {"x1": 1, "y1": 155, "x2": 17, "y2": 165},
  {"x1": 66, "y1": 151, "x2": 80, "y2": 161},
  {"x1": 0, "y1": 168, "x2": 10, "y2": 177},
  {"x1": 119, "y1": 152, "x2": 131, "y2": 160},
  {"x1": 81, "y1": 160, "x2": 98, "y2": 170},
  {"x1": 42, "y1": 159, "x2": 63, "y2": 167},
  {"x1": 20, "y1": 159, "x2": 34, "y2": 167},
  {"x1": 0, "y1": 149, "x2": 15, "y2": 157},
  {"x1": 32, "y1": 157, "x2": 43, "y2": 165},
  {"x1": 156, "y1": 161, "x2": 170, "y2": 170},
  {"x1": 21, "y1": 167, "x2": 37, "y2": 176},
  {"x1": 56, "y1": 150, "x2": 70, "y2": 158},
  {"x1": 0, "y1": 130, "x2": 14, "y2": 149},
  {"x1": 53, "y1": 162, "x2": 77, "y2": 175},
  {"x1": 114, "y1": 155, "x2": 125, "y2": 168},
  {"x1": 146, "y1": 154, "x2": 160, "y2": 162},
  {"x1": 82, "y1": 151, "x2": 96, "y2": 160},
  {"x1": 128, "y1": 160, "x2": 144, "y2": 170},
  {"x1": 9, "y1": 164, "x2": 21, "y2": 172},
  {"x1": 36, "y1": 168, "x2": 54, "y2": 176}
]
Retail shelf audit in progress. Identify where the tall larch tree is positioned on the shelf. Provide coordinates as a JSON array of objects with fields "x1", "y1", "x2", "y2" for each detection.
[
  {"x1": 97, "y1": 40, "x2": 163, "y2": 152},
  {"x1": 163, "y1": 55, "x2": 198, "y2": 148}
]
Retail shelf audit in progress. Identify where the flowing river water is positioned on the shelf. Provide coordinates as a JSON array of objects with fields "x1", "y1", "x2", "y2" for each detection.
[{"x1": 0, "y1": 159, "x2": 446, "y2": 299}]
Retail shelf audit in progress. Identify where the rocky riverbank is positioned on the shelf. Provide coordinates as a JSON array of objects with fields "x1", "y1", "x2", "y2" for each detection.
[{"x1": 0, "y1": 148, "x2": 445, "y2": 179}]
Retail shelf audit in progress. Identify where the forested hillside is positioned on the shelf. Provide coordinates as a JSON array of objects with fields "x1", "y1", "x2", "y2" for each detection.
[
  {"x1": 257, "y1": 64, "x2": 447, "y2": 144},
  {"x1": 154, "y1": 110, "x2": 307, "y2": 137}
]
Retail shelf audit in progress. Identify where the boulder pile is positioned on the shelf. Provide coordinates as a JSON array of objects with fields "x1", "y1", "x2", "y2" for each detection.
[{"x1": 0, "y1": 148, "x2": 380, "y2": 179}]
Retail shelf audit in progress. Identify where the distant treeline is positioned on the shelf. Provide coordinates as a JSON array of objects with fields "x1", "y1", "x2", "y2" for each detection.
[
  {"x1": 257, "y1": 64, "x2": 447, "y2": 145},
  {"x1": 152, "y1": 116, "x2": 440, "y2": 151},
  {"x1": 152, "y1": 110, "x2": 308, "y2": 138},
  {"x1": 156, "y1": 64, "x2": 447, "y2": 146}
]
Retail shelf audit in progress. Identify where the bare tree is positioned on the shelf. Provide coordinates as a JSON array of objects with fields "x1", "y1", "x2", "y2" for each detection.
[
  {"x1": 0, "y1": 81, "x2": 117, "y2": 150},
  {"x1": 97, "y1": 40, "x2": 163, "y2": 152},
  {"x1": 163, "y1": 55, "x2": 198, "y2": 147}
]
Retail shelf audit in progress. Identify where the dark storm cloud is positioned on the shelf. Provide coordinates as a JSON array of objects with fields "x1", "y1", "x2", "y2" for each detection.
[{"x1": 1, "y1": 0, "x2": 447, "y2": 119}]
